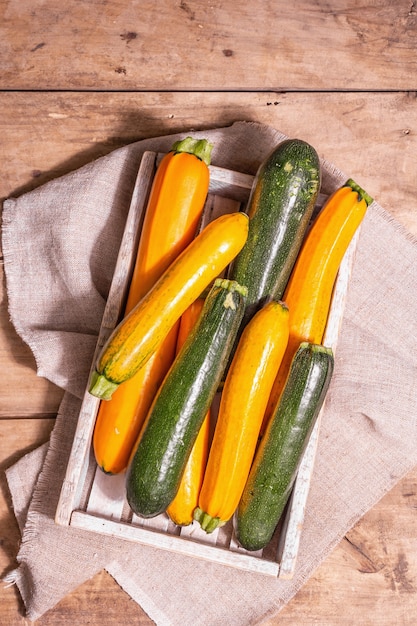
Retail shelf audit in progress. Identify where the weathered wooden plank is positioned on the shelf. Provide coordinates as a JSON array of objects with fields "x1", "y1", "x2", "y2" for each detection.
[
  {"x1": 71, "y1": 511, "x2": 281, "y2": 576},
  {"x1": 0, "y1": 0, "x2": 415, "y2": 91},
  {"x1": 55, "y1": 152, "x2": 155, "y2": 526},
  {"x1": 1, "y1": 91, "x2": 416, "y2": 234},
  {"x1": 87, "y1": 468, "x2": 127, "y2": 520}
]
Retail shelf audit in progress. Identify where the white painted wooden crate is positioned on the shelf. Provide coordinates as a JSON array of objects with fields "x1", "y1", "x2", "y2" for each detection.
[{"x1": 55, "y1": 151, "x2": 359, "y2": 578}]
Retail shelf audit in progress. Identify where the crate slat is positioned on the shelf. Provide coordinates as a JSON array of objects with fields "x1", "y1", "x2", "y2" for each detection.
[
  {"x1": 132, "y1": 512, "x2": 171, "y2": 533},
  {"x1": 70, "y1": 511, "x2": 280, "y2": 577},
  {"x1": 87, "y1": 468, "x2": 127, "y2": 520},
  {"x1": 180, "y1": 521, "x2": 220, "y2": 546},
  {"x1": 55, "y1": 151, "x2": 157, "y2": 526}
]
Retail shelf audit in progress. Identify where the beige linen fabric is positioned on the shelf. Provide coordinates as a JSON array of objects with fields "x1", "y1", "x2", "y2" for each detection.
[{"x1": 2, "y1": 122, "x2": 417, "y2": 624}]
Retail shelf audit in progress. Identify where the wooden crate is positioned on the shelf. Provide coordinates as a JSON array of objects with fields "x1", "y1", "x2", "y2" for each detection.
[{"x1": 55, "y1": 151, "x2": 358, "y2": 578}]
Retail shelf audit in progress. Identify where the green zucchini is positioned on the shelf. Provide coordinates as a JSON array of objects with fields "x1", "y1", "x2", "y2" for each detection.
[
  {"x1": 229, "y1": 138, "x2": 321, "y2": 325},
  {"x1": 126, "y1": 278, "x2": 247, "y2": 518},
  {"x1": 235, "y1": 342, "x2": 334, "y2": 552}
]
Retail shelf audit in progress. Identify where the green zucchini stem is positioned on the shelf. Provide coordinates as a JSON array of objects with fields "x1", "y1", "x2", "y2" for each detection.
[
  {"x1": 89, "y1": 370, "x2": 119, "y2": 400},
  {"x1": 299, "y1": 341, "x2": 333, "y2": 356},
  {"x1": 193, "y1": 507, "x2": 223, "y2": 534},
  {"x1": 214, "y1": 277, "x2": 248, "y2": 298},
  {"x1": 171, "y1": 136, "x2": 214, "y2": 166},
  {"x1": 345, "y1": 178, "x2": 373, "y2": 207}
]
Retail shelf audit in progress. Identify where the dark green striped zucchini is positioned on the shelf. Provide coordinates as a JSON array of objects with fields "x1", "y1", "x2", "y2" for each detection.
[
  {"x1": 229, "y1": 138, "x2": 321, "y2": 325},
  {"x1": 126, "y1": 278, "x2": 247, "y2": 518},
  {"x1": 235, "y1": 342, "x2": 334, "y2": 552}
]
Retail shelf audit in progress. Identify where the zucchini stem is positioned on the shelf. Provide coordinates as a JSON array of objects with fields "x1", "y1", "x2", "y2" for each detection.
[
  {"x1": 193, "y1": 507, "x2": 223, "y2": 533},
  {"x1": 301, "y1": 341, "x2": 333, "y2": 357},
  {"x1": 171, "y1": 136, "x2": 213, "y2": 166},
  {"x1": 345, "y1": 178, "x2": 373, "y2": 207},
  {"x1": 89, "y1": 370, "x2": 119, "y2": 400},
  {"x1": 214, "y1": 277, "x2": 248, "y2": 298}
]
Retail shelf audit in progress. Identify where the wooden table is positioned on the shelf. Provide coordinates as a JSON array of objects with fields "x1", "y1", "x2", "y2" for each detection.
[{"x1": 1, "y1": 2, "x2": 417, "y2": 624}]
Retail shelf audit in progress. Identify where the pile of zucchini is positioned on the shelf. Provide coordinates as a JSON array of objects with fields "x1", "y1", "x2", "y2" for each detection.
[{"x1": 89, "y1": 136, "x2": 372, "y2": 552}]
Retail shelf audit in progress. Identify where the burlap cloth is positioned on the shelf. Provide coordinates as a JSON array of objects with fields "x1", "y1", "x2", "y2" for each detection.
[{"x1": 2, "y1": 121, "x2": 417, "y2": 625}]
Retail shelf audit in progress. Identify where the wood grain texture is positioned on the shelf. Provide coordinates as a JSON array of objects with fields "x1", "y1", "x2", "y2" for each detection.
[
  {"x1": 2, "y1": 0, "x2": 417, "y2": 622},
  {"x1": 1, "y1": 0, "x2": 416, "y2": 91},
  {"x1": 1, "y1": 91, "x2": 416, "y2": 229}
]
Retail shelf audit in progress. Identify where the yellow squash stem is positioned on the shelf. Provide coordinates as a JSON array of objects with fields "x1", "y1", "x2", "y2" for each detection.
[
  {"x1": 167, "y1": 298, "x2": 210, "y2": 526},
  {"x1": 89, "y1": 211, "x2": 249, "y2": 399},
  {"x1": 92, "y1": 137, "x2": 212, "y2": 473},
  {"x1": 264, "y1": 179, "x2": 373, "y2": 425},
  {"x1": 194, "y1": 300, "x2": 290, "y2": 533}
]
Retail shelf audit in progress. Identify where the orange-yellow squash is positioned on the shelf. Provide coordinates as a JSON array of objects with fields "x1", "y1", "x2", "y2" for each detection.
[
  {"x1": 126, "y1": 137, "x2": 213, "y2": 303},
  {"x1": 93, "y1": 328, "x2": 180, "y2": 474},
  {"x1": 92, "y1": 137, "x2": 212, "y2": 473},
  {"x1": 89, "y1": 211, "x2": 249, "y2": 400},
  {"x1": 265, "y1": 179, "x2": 373, "y2": 422},
  {"x1": 166, "y1": 298, "x2": 210, "y2": 526},
  {"x1": 194, "y1": 300, "x2": 289, "y2": 533}
]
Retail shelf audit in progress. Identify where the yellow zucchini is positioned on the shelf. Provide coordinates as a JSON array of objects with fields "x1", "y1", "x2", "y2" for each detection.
[
  {"x1": 167, "y1": 298, "x2": 211, "y2": 526},
  {"x1": 265, "y1": 179, "x2": 372, "y2": 423},
  {"x1": 89, "y1": 212, "x2": 249, "y2": 400},
  {"x1": 92, "y1": 137, "x2": 212, "y2": 474},
  {"x1": 194, "y1": 300, "x2": 289, "y2": 533}
]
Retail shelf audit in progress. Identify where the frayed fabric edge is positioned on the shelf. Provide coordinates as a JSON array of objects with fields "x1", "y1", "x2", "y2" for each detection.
[
  {"x1": 1, "y1": 395, "x2": 79, "y2": 622},
  {"x1": 2, "y1": 564, "x2": 39, "y2": 622},
  {"x1": 1, "y1": 198, "x2": 52, "y2": 392},
  {"x1": 2, "y1": 444, "x2": 49, "y2": 622}
]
